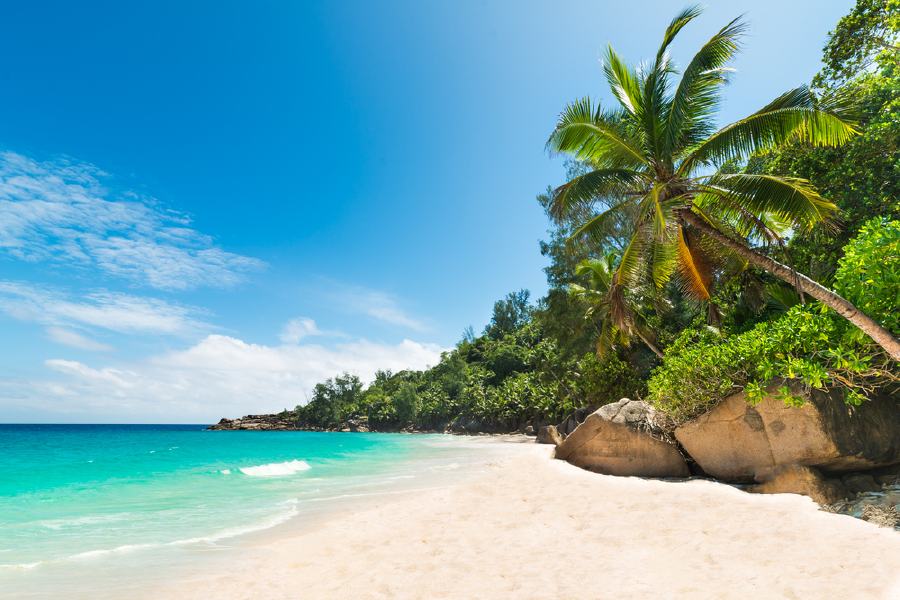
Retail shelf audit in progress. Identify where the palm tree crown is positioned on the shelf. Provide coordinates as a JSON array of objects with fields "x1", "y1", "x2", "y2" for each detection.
[{"x1": 547, "y1": 5, "x2": 900, "y2": 361}]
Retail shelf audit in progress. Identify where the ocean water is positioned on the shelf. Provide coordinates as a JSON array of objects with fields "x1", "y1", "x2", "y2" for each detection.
[{"x1": 0, "y1": 424, "x2": 519, "y2": 599}]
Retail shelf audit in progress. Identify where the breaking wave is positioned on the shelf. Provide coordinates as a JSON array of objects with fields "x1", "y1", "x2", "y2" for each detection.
[{"x1": 238, "y1": 459, "x2": 311, "y2": 477}]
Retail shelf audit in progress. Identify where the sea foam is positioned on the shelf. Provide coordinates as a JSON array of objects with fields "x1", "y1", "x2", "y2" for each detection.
[
  {"x1": 169, "y1": 507, "x2": 299, "y2": 545},
  {"x1": 0, "y1": 562, "x2": 41, "y2": 570},
  {"x1": 239, "y1": 459, "x2": 311, "y2": 477}
]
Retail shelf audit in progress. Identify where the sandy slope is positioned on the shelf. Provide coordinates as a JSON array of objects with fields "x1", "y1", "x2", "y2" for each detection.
[{"x1": 166, "y1": 442, "x2": 900, "y2": 600}]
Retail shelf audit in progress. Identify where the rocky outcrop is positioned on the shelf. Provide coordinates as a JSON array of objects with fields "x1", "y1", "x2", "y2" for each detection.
[
  {"x1": 208, "y1": 415, "x2": 298, "y2": 431},
  {"x1": 556, "y1": 406, "x2": 595, "y2": 437},
  {"x1": 867, "y1": 462, "x2": 900, "y2": 486},
  {"x1": 597, "y1": 398, "x2": 655, "y2": 426},
  {"x1": 208, "y1": 413, "x2": 524, "y2": 435},
  {"x1": 842, "y1": 473, "x2": 880, "y2": 495},
  {"x1": 208, "y1": 412, "x2": 370, "y2": 432},
  {"x1": 861, "y1": 506, "x2": 900, "y2": 529},
  {"x1": 345, "y1": 416, "x2": 370, "y2": 433},
  {"x1": 536, "y1": 425, "x2": 563, "y2": 446},
  {"x1": 749, "y1": 465, "x2": 849, "y2": 505},
  {"x1": 555, "y1": 404, "x2": 689, "y2": 478},
  {"x1": 674, "y1": 381, "x2": 900, "y2": 483}
]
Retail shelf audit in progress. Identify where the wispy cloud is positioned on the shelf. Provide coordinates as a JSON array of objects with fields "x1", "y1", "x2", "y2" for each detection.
[
  {"x1": 0, "y1": 335, "x2": 446, "y2": 420},
  {"x1": 279, "y1": 317, "x2": 323, "y2": 343},
  {"x1": 0, "y1": 151, "x2": 266, "y2": 290},
  {"x1": 363, "y1": 291, "x2": 428, "y2": 330},
  {"x1": 317, "y1": 282, "x2": 428, "y2": 331},
  {"x1": 0, "y1": 281, "x2": 213, "y2": 336},
  {"x1": 44, "y1": 326, "x2": 116, "y2": 352}
]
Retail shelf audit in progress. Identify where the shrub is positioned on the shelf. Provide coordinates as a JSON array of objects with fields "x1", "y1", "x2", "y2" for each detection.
[
  {"x1": 574, "y1": 353, "x2": 646, "y2": 407},
  {"x1": 483, "y1": 344, "x2": 528, "y2": 384},
  {"x1": 834, "y1": 216, "x2": 900, "y2": 338},
  {"x1": 393, "y1": 382, "x2": 420, "y2": 426},
  {"x1": 648, "y1": 218, "x2": 900, "y2": 425}
]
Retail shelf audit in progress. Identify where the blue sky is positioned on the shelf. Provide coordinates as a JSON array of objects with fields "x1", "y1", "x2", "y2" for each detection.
[{"x1": 0, "y1": 0, "x2": 853, "y2": 423}]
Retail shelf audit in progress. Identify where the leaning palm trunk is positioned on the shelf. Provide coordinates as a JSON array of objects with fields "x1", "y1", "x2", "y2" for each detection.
[
  {"x1": 634, "y1": 328, "x2": 665, "y2": 359},
  {"x1": 677, "y1": 208, "x2": 900, "y2": 361}
]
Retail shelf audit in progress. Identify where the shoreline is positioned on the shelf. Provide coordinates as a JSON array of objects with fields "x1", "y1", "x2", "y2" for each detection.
[
  {"x1": 1, "y1": 431, "x2": 534, "y2": 600},
  {"x1": 157, "y1": 439, "x2": 900, "y2": 600}
]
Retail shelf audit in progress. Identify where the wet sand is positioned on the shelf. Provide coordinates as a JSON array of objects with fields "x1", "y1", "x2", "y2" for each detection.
[{"x1": 164, "y1": 441, "x2": 900, "y2": 600}]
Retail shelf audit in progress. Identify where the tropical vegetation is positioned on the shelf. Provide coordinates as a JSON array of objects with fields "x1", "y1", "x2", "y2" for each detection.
[{"x1": 285, "y1": 1, "x2": 900, "y2": 433}]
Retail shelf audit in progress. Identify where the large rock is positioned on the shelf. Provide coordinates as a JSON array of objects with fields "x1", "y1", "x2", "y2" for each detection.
[
  {"x1": 597, "y1": 398, "x2": 655, "y2": 426},
  {"x1": 750, "y1": 465, "x2": 849, "y2": 505},
  {"x1": 555, "y1": 408, "x2": 689, "y2": 478},
  {"x1": 557, "y1": 406, "x2": 594, "y2": 437},
  {"x1": 675, "y1": 381, "x2": 900, "y2": 482},
  {"x1": 536, "y1": 425, "x2": 563, "y2": 446}
]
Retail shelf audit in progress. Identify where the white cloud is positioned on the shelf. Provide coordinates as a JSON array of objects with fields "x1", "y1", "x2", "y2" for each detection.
[
  {"x1": 0, "y1": 335, "x2": 446, "y2": 421},
  {"x1": 45, "y1": 326, "x2": 116, "y2": 352},
  {"x1": 0, "y1": 281, "x2": 213, "y2": 336},
  {"x1": 278, "y1": 317, "x2": 323, "y2": 343},
  {"x1": 0, "y1": 151, "x2": 266, "y2": 290}
]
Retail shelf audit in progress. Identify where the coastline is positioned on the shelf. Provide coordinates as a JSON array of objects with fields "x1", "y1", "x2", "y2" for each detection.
[
  {"x1": 1, "y1": 430, "x2": 534, "y2": 600},
  {"x1": 158, "y1": 438, "x2": 900, "y2": 600}
]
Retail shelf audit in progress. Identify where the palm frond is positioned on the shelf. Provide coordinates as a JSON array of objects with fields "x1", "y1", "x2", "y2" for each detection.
[
  {"x1": 550, "y1": 169, "x2": 644, "y2": 222},
  {"x1": 573, "y1": 256, "x2": 617, "y2": 295},
  {"x1": 646, "y1": 227, "x2": 678, "y2": 290},
  {"x1": 564, "y1": 194, "x2": 640, "y2": 247},
  {"x1": 636, "y1": 4, "x2": 705, "y2": 158},
  {"x1": 547, "y1": 98, "x2": 649, "y2": 169},
  {"x1": 696, "y1": 173, "x2": 838, "y2": 231},
  {"x1": 596, "y1": 319, "x2": 618, "y2": 360},
  {"x1": 766, "y1": 283, "x2": 802, "y2": 312},
  {"x1": 655, "y1": 4, "x2": 705, "y2": 65},
  {"x1": 673, "y1": 225, "x2": 713, "y2": 302},
  {"x1": 640, "y1": 50, "x2": 673, "y2": 158},
  {"x1": 680, "y1": 86, "x2": 859, "y2": 174},
  {"x1": 664, "y1": 16, "x2": 746, "y2": 158},
  {"x1": 740, "y1": 271, "x2": 766, "y2": 312},
  {"x1": 603, "y1": 45, "x2": 644, "y2": 119},
  {"x1": 614, "y1": 224, "x2": 650, "y2": 290},
  {"x1": 607, "y1": 283, "x2": 637, "y2": 334}
]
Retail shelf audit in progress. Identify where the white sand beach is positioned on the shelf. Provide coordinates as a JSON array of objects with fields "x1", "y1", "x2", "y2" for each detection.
[{"x1": 165, "y1": 440, "x2": 900, "y2": 600}]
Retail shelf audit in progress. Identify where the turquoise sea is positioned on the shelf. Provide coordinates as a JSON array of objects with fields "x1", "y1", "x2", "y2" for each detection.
[{"x1": 0, "y1": 425, "x2": 517, "y2": 599}]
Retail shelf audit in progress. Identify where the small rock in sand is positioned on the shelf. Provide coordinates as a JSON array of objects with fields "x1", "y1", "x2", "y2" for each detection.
[
  {"x1": 536, "y1": 425, "x2": 563, "y2": 446},
  {"x1": 861, "y1": 505, "x2": 899, "y2": 529}
]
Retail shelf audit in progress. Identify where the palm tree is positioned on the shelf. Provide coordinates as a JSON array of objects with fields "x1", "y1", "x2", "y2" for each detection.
[
  {"x1": 568, "y1": 253, "x2": 664, "y2": 359},
  {"x1": 547, "y1": 5, "x2": 900, "y2": 361}
]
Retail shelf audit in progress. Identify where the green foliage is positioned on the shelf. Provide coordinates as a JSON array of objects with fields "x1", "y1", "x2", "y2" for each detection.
[
  {"x1": 484, "y1": 289, "x2": 531, "y2": 340},
  {"x1": 750, "y1": 68, "x2": 900, "y2": 278},
  {"x1": 293, "y1": 293, "x2": 583, "y2": 431},
  {"x1": 297, "y1": 372, "x2": 364, "y2": 426},
  {"x1": 573, "y1": 352, "x2": 645, "y2": 406},
  {"x1": 439, "y1": 350, "x2": 468, "y2": 399},
  {"x1": 813, "y1": 0, "x2": 900, "y2": 89},
  {"x1": 393, "y1": 382, "x2": 420, "y2": 426},
  {"x1": 834, "y1": 217, "x2": 900, "y2": 337},
  {"x1": 484, "y1": 344, "x2": 528, "y2": 384},
  {"x1": 649, "y1": 219, "x2": 900, "y2": 424}
]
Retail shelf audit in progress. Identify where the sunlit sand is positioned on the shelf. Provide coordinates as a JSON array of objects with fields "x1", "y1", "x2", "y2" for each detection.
[{"x1": 164, "y1": 441, "x2": 900, "y2": 600}]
